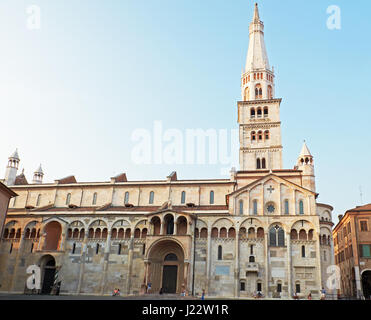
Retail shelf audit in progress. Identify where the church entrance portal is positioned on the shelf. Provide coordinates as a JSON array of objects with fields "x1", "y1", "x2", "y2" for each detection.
[
  {"x1": 40, "y1": 255, "x2": 56, "y2": 294},
  {"x1": 147, "y1": 240, "x2": 186, "y2": 294},
  {"x1": 162, "y1": 265, "x2": 178, "y2": 293}
]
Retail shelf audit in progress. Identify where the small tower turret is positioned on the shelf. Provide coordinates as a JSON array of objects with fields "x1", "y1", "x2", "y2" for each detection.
[
  {"x1": 32, "y1": 164, "x2": 44, "y2": 184},
  {"x1": 4, "y1": 149, "x2": 20, "y2": 186},
  {"x1": 296, "y1": 141, "x2": 315, "y2": 192}
]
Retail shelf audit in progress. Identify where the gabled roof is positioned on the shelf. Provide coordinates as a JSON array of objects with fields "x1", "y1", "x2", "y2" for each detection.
[
  {"x1": 229, "y1": 173, "x2": 317, "y2": 197},
  {"x1": 15, "y1": 172, "x2": 28, "y2": 185}
]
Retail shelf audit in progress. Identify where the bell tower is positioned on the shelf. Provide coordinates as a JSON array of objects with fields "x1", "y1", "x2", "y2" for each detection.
[
  {"x1": 4, "y1": 149, "x2": 20, "y2": 186},
  {"x1": 238, "y1": 3, "x2": 283, "y2": 171}
]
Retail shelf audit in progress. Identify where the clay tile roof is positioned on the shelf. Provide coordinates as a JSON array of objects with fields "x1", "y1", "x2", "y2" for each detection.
[
  {"x1": 347, "y1": 203, "x2": 371, "y2": 212},
  {"x1": 15, "y1": 173, "x2": 28, "y2": 185},
  {"x1": 111, "y1": 173, "x2": 127, "y2": 183},
  {"x1": 56, "y1": 176, "x2": 77, "y2": 184}
]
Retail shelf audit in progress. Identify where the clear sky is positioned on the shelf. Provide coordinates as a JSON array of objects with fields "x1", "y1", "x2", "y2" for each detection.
[{"x1": 0, "y1": 0, "x2": 370, "y2": 225}]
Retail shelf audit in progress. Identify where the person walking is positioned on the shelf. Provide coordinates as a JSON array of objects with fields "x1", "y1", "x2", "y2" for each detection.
[
  {"x1": 201, "y1": 289, "x2": 205, "y2": 300},
  {"x1": 307, "y1": 293, "x2": 312, "y2": 300}
]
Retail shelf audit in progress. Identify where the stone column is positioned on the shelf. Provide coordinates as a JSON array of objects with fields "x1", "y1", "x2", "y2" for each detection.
[
  {"x1": 264, "y1": 231, "x2": 269, "y2": 297},
  {"x1": 234, "y1": 227, "x2": 240, "y2": 298},
  {"x1": 206, "y1": 229, "x2": 211, "y2": 293},
  {"x1": 100, "y1": 231, "x2": 112, "y2": 295},
  {"x1": 173, "y1": 221, "x2": 177, "y2": 236},
  {"x1": 315, "y1": 230, "x2": 323, "y2": 297},
  {"x1": 77, "y1": 232, "x2": 89, "y2": 294},
  {"x1": 160, "y1": 222, "x2": 164, "y2": 235},
  {"x1": 286, "y1": 232, "x2": 292, "y2": 299},
  {"x1": 126, "y1": 235, "x2": 135, "y2": 295},
  {"x1": 183, "y1": 262, "x2": 189, "y2": 292}
]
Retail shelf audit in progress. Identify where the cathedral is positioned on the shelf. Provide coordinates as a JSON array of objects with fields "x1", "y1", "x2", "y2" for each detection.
[{"x1": 0, "y1": 4, "x2": 334, "y2": 299}]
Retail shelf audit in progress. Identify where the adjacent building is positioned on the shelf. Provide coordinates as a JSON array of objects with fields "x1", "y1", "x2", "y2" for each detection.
[
  {"x1": 333, "y1": 204, "x2": 371, "y2": 299},
  {"x1": 0, "y1": 4, "x2": 334, "y2": 299},
  {"x1": 0, "y1": 182, "x2": 17, "y2": 241}
]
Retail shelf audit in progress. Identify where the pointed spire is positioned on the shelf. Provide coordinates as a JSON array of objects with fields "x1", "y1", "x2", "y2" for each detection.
[
  {"x1": 300, "y1": 141, "x2": 312, "y2": 157},
  {"x1": 253, "y1": 2, "x2": 260, "y2": 22},
  {"x1": 245, "y1": 3, "x2": 270, "y2": 72},
  {"x1": 10, "y1": 148, "x2": 20, "y2": 160},
  {"x1": 35, "y1": 164, "x2": 43, "y2": 174}
]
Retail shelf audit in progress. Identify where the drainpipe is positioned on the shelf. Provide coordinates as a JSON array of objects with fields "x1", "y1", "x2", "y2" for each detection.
[{"x1": 192, "y1": 215, "x2": 197, "y2": 296}]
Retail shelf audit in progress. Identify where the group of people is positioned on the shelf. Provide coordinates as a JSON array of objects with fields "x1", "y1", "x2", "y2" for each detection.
[
  {"x1": 293, "y1": 288, "x2": 326, "y2": 300},
  {"x1": 112, "y1": 288, "x2": 121, "y2": 296}
]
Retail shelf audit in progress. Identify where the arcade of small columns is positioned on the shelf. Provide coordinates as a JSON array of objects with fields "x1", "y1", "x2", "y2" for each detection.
[{"x1": 2, "y1": 214, "x2": 324, "y2": 296}]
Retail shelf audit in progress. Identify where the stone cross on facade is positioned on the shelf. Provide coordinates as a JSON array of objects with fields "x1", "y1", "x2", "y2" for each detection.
[{"x1": 267, "y1": 185, "x2": 275, "y2": 193}]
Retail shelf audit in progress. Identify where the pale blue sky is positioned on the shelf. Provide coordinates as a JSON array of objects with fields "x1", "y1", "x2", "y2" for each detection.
[{"x1": 0, "y1": 0, "x2": 370, "y2": 224}]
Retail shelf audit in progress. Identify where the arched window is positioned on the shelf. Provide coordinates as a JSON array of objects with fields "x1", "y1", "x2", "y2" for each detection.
[
  {"x1": 301, "y1": 245, "x2": 306, "y2": 258},
  {"x1": 220, "y1": 228, "x2": 227, "y2": 238},
  {"x1": 263, "y1": 107, "x2": 268, "y2": 117},
  {"x1": 210, "y1": 191, "x2": 214, "y2": 204},
  {"x1": 264, "y1": 130, "x2": 270, "y2": 140},
  {"x1": 270, "y1": 226, "x2": 285, "y2": 247},
  {"x1": 299, "y1": 200, "x2": 304, "y2": 215},
  {"x1": 257, "y1": 108, "x2": 262, "y2": 118},
  {"x1": 253, "y1": 200, "x2": 258, "y2": 215},
  {"x1": 92, "y1": 193, "x2": 97, "y2": 205},
  {"x1": 149, "y1": 191, "x2": 154, "y2": 204},
  {"x1": 165, "y1": 253, "x2": 178, "y2": 261},
  {"x1": 200, "y1": 228, "x2": 207, "y2": 238},
  {"x1": 268, "y1": 85, "x2": 273, "y2": 99},
  {"x1": 239, "y1": 200, "x2": 244, "y2": 215},
  {"x1": 124, "y1": 192, "x2": 129, "y2": 204},
  {"x1": 269, "y1": 227, "x2": 277, "y2": 246},
  {"x1": 36, "y1": 194, "x2": 41, "y2": 207},
  {"x1": 211, "y1": 227, "x2": 218, "y2": 238},
  {"x1": 165, "y1": 215, "x2": 174, "y2": 235},
  {"x1": 257, "y1": 158, "x2": 261, "y2": 169},
  {"x1": 290, "y1": 229, "x2": 298, "y2": 240},
  {"x1": 181, "y1": 191, "x2": 186, "y2": 204},
  {"x1": 251, "y1": 131, "x2": 256, "y2": 141},
  {"x1": 299, "y1": 229, "x2": 307, "y2": 240},
  {"x1": 258, "y1": 131, "x2": 263, "y2": 140},
  {"x1": 3, "y1": 228, "x2": 9, "y2": 238},
  {"x1": 261, "y1": 158, "x2": 266, "y2": 169},
  {"x1": 250, "y1": 108, "x2": 255, "y2": 118},
  {"x1": 249, "y1": 256, "x2": 255, "y2": 263},
  {"x1": 66, "y1": 193, "x2": 71, "y2": 205},
  {"x1": 218, "y1": 245, "x2": 222, "y2": 260},
  {"x1": 278, "y1": 228, "x2": 285, "y2": 246},
  {"x1": 284, "y1": 200, "x2": 289, "y2": 214}
]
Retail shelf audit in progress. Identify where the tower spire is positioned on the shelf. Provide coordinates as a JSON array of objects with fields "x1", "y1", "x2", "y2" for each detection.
[
  {"x1": 33, "y1": 164, "x2": 44, "y2": 184},
  {"x1": 296, "y1": 141, "x2": 315, "y2": 192},
  {"x1": 253, "y1": 2, "x2": 260, "y2": 22},
  {"x1": 4, "y1": 149, "x2": 20, "y2": 186},
  {"x1": 241, "y1": 3, "x2": 275, "y2": 101}
]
